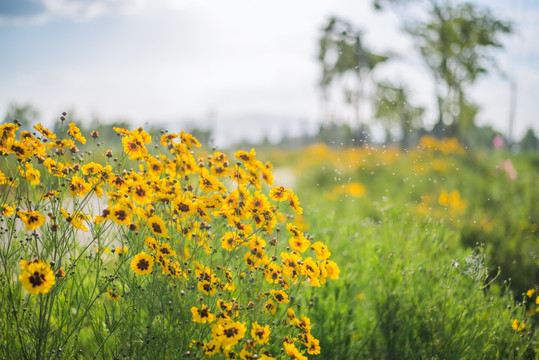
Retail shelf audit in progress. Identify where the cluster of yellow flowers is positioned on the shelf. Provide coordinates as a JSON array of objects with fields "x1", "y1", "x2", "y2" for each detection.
[
  {"x1": 418, "y1": 136, "x2": 465, "y2": 155},
  {"x1": 0, "y1": 121, "x2": 339, "y2": 358},
  {"x1": 513, "y1": 288, "x2": 539, "y2": 332}
]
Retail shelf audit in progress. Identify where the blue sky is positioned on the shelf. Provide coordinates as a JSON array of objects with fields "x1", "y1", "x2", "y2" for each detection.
[{"x1": 1, "y1": 0, "x2": 538, "y2": 146}]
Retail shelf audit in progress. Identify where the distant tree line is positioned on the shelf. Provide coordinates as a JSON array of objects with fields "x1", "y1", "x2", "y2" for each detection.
[{"x1": 316, "y1": 0, "x2": 528, "y2": 151}]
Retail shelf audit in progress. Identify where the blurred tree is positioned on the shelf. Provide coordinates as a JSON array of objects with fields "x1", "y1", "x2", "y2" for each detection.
[
  {"x1": 3, "y1": 103, "x2": 40, "y2": 131},
  {"x1": 373, "y1": 83, "x2": 424, "y2": 148},
  {"x1": 318, "y1": 16, "x2": 389, "y2": 127},
  {"x1": 519, "y1": 128, "x2": 538, "y2": 152},
  {"x1": 374, "y1": 0, "x2": 512, "y2": 140}
]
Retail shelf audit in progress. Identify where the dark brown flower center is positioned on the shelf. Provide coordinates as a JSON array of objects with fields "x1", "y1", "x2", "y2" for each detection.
[
  {"x1": 137, "y1": 259, "x2": 150, "y2": 271},
  {"x1": 29, "y1": 271, "x2": 45, "y2": 287},
  {"x1": 151, "y1": 223, "x2": 162, "y2": 234},
  {"x1": 224, "y1": 327, "x2": 238, "y2": 338}
]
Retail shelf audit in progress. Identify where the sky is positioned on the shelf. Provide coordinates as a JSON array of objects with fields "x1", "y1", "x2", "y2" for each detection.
[{"x1": 0, "y1": 0, "x2": 538, "y2": 147}]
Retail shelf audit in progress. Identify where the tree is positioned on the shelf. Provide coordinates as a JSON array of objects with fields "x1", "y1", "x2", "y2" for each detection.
[
  {"x1": 375, "y1": 0, "x2": 512, "y2": 139},
  {"x1": 519, "y1": 128, "x2": 538, "y2": 152},
  {"x1": 373, "y1": 83, "x2": 424, "y2": 148},
  {"x1": 318, "y1": 16, "x2": 389, "y2": 127}
]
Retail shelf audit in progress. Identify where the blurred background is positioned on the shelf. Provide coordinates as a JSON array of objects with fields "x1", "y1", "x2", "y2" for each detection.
[{"x1": 1, "y1": 0, "x2": 538, "y2": 150}]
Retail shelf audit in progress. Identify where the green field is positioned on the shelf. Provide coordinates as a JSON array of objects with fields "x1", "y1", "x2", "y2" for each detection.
[{"x1": 0, "y1": 122, "x2": 537, "y2": 359}]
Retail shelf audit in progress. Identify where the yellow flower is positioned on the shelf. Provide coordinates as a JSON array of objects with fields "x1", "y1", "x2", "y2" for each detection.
[
  {"x1": 19, "y1": 163, "x2": 40, "y2": 186},
  {"x1": 283, "y1": 342, "x2": 307, "y2": 360},
  {"x1": 17, "y1": 210, "x2": 45, "y2": 231},
  {"x1": 0, "y1": 204, "x2": 14, "y2": 217},
  {"x1": 8, "y1": 140, "x2": 33, "y2": 160},
  {"x1": 305, "y1": 333, "x2": 321, "y2": 355},
  {"x1": 191, "y1": 304, "x2": 216, "y2": 324},
  {"x1": 81, "y1": 162, "x2": 104, "y2": 176},
  {"x1": 40, "y1": 190, "x2": 60, "y2": 199},
  {"x1": 270, "y1": 289, "x2": 289, "y2": 304},
  {"x1": 512, "y1": 319, "x2": 525, "y2": 332},
  {"x1": 130, "y1": 252, "x2": 154, "y2": 275},
  {"x1": 180, "y1": 130, "x2": 201, "y2": 149},
  {"x1": 147, "y1": 215, "x2": 168, "y2": 238},
  {"x1": 68, "y1": 175, "x2": 91, "y2": 197},
  {"x1": 211, "y1": 319, "x2": 247, "y2": 349},
  {"x1": 43, "y1": 158, "x2": 66, "y2": 177},
  {"x1": 47, "y1": 139, "x2": 75, "y2": 150},
  {"x1": 269, "y1": 186, "x2": 289, "y2": 201},
  {"x1": 107, "y1": 288, "x2": 121, "y2": 301},
  {"x1": 67, "y1": 123, "x2": 86, "y2": 144},
  {"x1": 324, "y1": 260, "x2": 340, "y2": 280},
  {"x1": 287, "y1": 191, "x2": 303, "y2": 214},
  {"x1": 60, "y1": 208, "x2": 90, "y2": 232},
  {"x1": 235, "y1": 148, "x2": 256, "y2": 165},
  {"x1": 33, "y1": 123, "x2": 56, "y2": 140},
  {"x1": 110, "y1": 203, "x2": 132, "y2": 226},
  {"x1": 220, "y1": 232, "x2": 242, "y2": 251},
  {"x1": 250, "y1": 322, "x2": 270, "y2": 345},
  {"x1": 288, "y1": 226, "x2": 310, "y2": 253},
  {"x1": 121, "y1": 130, "x2": 150, "y2": 160},
  {"x1": 19, "y1": 259, "x2": 55, "y2": 295},
  {"x1": 311, "y1": 241, "x2": 331, "y2": 260},
  {"x1": 526, "y1": 288, "x2": 535, "y2": 298},
  {"x1": 264, "y1": 299, "x2": 277, "y2": 314}
]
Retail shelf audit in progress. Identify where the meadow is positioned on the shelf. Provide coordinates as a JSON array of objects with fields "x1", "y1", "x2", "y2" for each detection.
[{"x1": 0, "y1": 119, "x2": 537, "y2": 359}]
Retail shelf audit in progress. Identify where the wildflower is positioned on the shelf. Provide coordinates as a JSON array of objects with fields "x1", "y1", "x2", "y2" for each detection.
[
  {"x1": 67, "y1": 123, "x2": 86, "y2": 144},
  {"x1": 19, "y1": 259, "x2": 55, "y2": 295},
  {"x1": 122, "y1": 133, "x2": 148, "y2": 160},
  {"x1": 311, "y1": 241, "x2": 331, "y2": 260},
  {"x1": 264, "y1": 263, "x2": 282, "y2": 284},
  {"x1": 8, "y1": 140, "x2": 33, "y2": 159},
  {"x1": 110, "y1": 203, "x2": 132, "y2": 226},
  {"x1": 130, "y1": 252, "x2": 154, "y2": 275},
  {"x1": 270, "y1": 289, "x2": 289, "y2": 304},
  {"x1": 305, "y1": 334, "x2": 321, "y2": 355},
  {"x1": 0, "y1": 204, "x2": 14, "y2": 217},
  {"x1": 527, "y1": 289, "x2": 535, "y2": 298},
  {"x1": 191, "y1": 304, "x2": 216, "y2": 324},
  {"x1": 250, "y1": 322, "x2": 270, "y2": 345},
  {"x1": 287, "y1": 224, "x2": 310, "y2": 253},
  {"x1": 211, "y1": 319, "x2": 247, "y2": 349},
  {"x1": 132, "y1": 182, "x2": 152, "y2": 205},
  {"x1": 43, "y1": 158, "x2": 66, "y2": 177},
  {"x1": 68, "y1": 175, "x2": 91, "y2": 197},
  {"x1": 147, "y1": 215, "x2": 168, "y2": 238},
  {"x1": 287, "y1": 191, "x2": 303, "y2": 214},
  {"x1": 323, "y1": 260, "x2": 340, "y2": 279},
  {"x1": 40, "y1": 190, "x2": 60, "y2": 199},
  {"x1": 198, "y1": 279, "x2": 218, "y2": 296},
  {"x1": 264, "y1": 299, "x2": 277, "y2": 314},
  {"x1": 81, "y1": 162, "x2": 104, "y2": 176},
  {"x1": 47, "y1": 139, "x2": 75, "y2": 150},
  {"x1": 60, "y1": 208, "x2": 90, "y2": 232},
  {"x1": 512, "y1": 319, "x2": 526, "y2": 332},
  {"x1": 107, "y1": 288, "x2": 121, "y2": 301},
  {"x1": 269, "y1": 186, "x2": 289, "y2": 202},
  {"x1": 0, "y1": 123, "x2": 19, "y2": 151},
  {"x1": 235, "y1": 149, "x2": 256, "y2": 166},
  {"x1": 17, "y1": 210, "x2": 45, "y2": 231},
  {"x1": 32, "y1": 119, "x2": 56, "y2": 137},
  {"x1": 180, "y1": 130, "x2": 201, "y2": 148},
  {"x1": 221, "y1": 232, "x2": 242, "y2": 251},
  {"x1": 283, "y1": 342, "x2": 307, "y2": 360}
]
